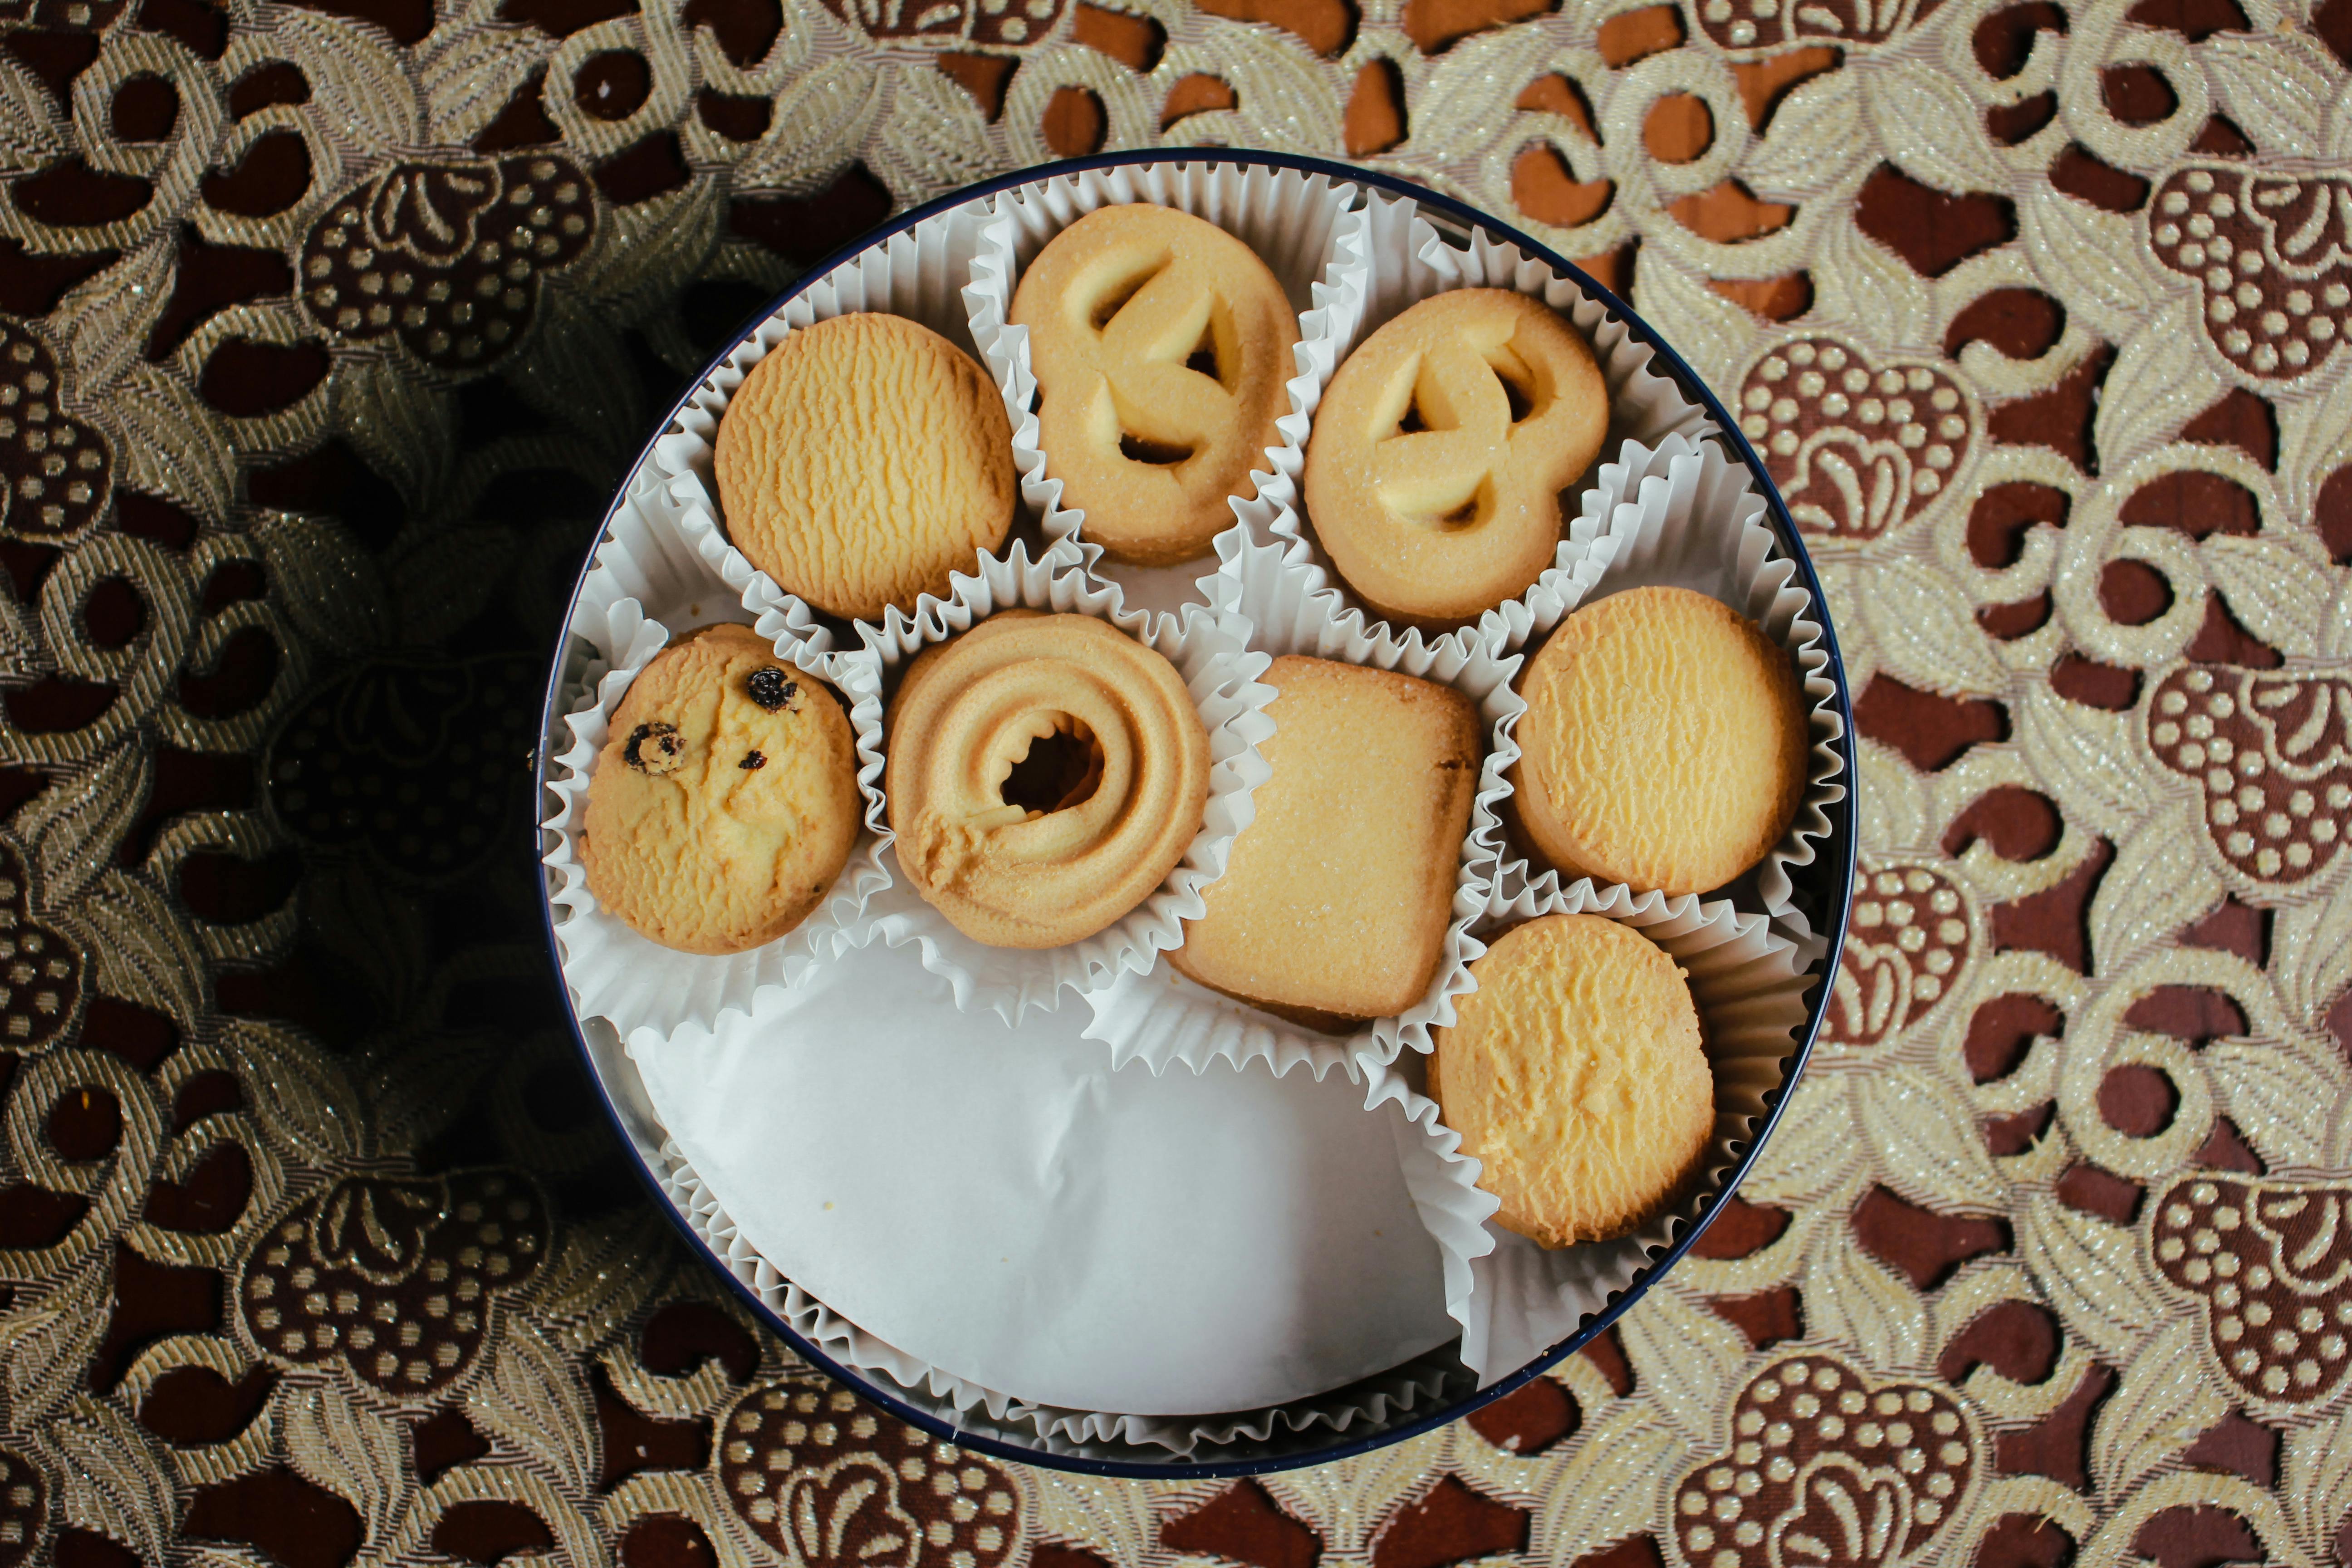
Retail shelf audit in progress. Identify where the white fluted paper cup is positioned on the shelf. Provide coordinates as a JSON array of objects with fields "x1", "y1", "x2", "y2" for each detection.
[
  {"x1": 1490, "y1": 431, "x2": 1847, "y2": 919},
  {"x1": 540, "y1": 471, "x2": 890, "y2": 1040},
  {"x1": 1083, "y1": 521, "x2": 1518, "y2": 1072},
  {"x1": 1269, "y1": 191, "x2": 1713, "y2": 648},
  {"x1": 965, "y1": 159, "x2": 1359, "y2": 617},
  {"x1": 1393, "y1": 881, "x2": 1813, "y2": 1386},
  {"x1": 643, "y1": 195, "x2": 1081, "y2": 640},
  {"x1": 847, "y1": 544, "x2": 1275, "y2": 1023}
]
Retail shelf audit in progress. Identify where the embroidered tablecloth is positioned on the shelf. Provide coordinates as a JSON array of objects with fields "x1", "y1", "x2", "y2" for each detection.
[{"x1": 1, "y1": 0, "x2": 2348, "y2": 1560}]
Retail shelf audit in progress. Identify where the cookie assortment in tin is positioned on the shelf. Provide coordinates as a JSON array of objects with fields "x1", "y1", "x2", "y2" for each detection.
[{"x1": 535, "y1": 152, "x2": 1858, "y2": 1471}]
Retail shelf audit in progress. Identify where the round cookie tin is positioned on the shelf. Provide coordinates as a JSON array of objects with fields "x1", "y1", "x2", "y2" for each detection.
[{"x1": 534, "y1": 150, "x2": 1859, "y2": 1478}]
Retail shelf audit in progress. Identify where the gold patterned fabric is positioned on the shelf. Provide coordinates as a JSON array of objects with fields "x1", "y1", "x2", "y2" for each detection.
[{"x1": 0, "y1": 0, "x2": 2349, "y2": 1560}]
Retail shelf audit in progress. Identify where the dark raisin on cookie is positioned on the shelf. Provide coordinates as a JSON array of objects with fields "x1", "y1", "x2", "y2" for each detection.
[
  {"x1": 740, "y1": 750, "x2": 766, "y2": 770},
  {"x1": 623, "y1": 721, "x2": 686, "y2": 776},
  {"x1": 746, "y1": 668, "x2": 797, "y2": 711}
]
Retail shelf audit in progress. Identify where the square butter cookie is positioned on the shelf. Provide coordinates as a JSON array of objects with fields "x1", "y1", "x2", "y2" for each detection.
[{"x1": 1171, "y1": 655, "x2": 1479, "y2": 1029}]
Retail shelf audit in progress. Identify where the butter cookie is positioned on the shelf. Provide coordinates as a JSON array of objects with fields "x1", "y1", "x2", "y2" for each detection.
[
  {"x1": 1510, "y1": 585, "x2": 1808, "y2": 897},
  {"x1": 581, "y1": 623, "x2": 861, "y2": 956},
  {"x1": 1431, "y1": 913, "x2": 1713, "y2": 1246},
  {"x1": 887, "y1": 612, "x2": 1210, "y2": 949},
  {"x1": 1303, "y1": 289, "x2": 1608, "y2": 627},
  {"x1": 1171, "y1": 656, "x2": 1478, "y2": 1028},
  {"x1": 1010, "y1": 206, "x2": 1298, "y2": 566},
  {"x1": 714, "y1": 313, "x2": 1015, "y2": 622}
]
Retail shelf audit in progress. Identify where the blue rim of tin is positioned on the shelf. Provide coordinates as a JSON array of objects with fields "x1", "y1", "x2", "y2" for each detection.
[{"x1": 534, "y1": 147, "x2": 1859, "y2": 1479}]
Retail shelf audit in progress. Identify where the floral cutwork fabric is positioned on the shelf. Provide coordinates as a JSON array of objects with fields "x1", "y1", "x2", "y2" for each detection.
[
  {"x1": 299, "y1": 157, "x2": 599, "y2": 373},
  {"x1": 719, "y1": 1378, "x2": 1024, "y2": 1564},
  {"x1": 2151, "y1": 1175, "x2": 2352, "y2": 1410},
  {"x1": 0, "y1": 321, "x2": 110, "y2": 542},
  {"x1": 821, "y1": 0, "x2": 1073, "y2": 49},
  {"x1": 1738, "y1": 339, "x2": 1978, "y2": 541},
  {"x1": 266, "y1": 653, "x2": 547, "y2": 880},
  {"x1": 2147, "y1": 666, "x2": 2352, "y2": 886},
  {"x1": 1822, "y1": 863, "x2": 1971, "y2": 1049},
  {"x1": 1670, "y1": 1354, "x2": 1980, "y2": 1568},
  {"x1": 2149, "y1": 167, "x2": 2352, "y2": 383},
  {"x1": 242, "y1": 1172, "x2": 548, "y2": 1395},
  {"x1": 0, "y1": 843, "x2": 81, "y2": 1049},
  {"x1": 0, "y1": 0, "x2": 2350, "y2": 1560},
  {"x1": 1688, "y1": 0, "x2": 1947, "y2": 52}
]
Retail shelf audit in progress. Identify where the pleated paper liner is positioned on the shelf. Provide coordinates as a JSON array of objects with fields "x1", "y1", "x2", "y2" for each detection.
[
  {"x1": 1399, "y1": 880, "x2": 1815, "y2": 1387},
  {"x1": 845, "y1": 544, "x2": 1276, "y2": 1023},
  {"x1": 572, "y1": 466, "x2": 834, "y2": 657},
  {"x1": 1083, "y1": 523, "x2": 1517, "y2": 1072},
  {"x1": 541, "y1": 469, "x2": 892, "y2": 1043},
  {"x1": 966, "y1": 159, "x2": 1361, "y2": 617},
  {"x1": 1265, "y1": 190, "x2": 1715, "y2": 654},
  {"x1": 633, "y1": 933, "x2": 1476, "y2": 1462},
  {"x1": 644, "y1": 190, "x2": 1086, "y2": 649},
  {"x1": 1489, "y1": 431, "x2": 1848, "y2": 920}
]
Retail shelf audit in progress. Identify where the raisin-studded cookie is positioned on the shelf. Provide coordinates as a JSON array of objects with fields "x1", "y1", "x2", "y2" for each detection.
[
  {"x1": 1010, "y1": 205, "x2": 1298, "y2": 566},
  {"x1": 1304, "y1": 289, "x2": 1609, "y2": 627},
  {"x1": 887, "y1": 612, "x2": 1210, "y2": 950},
  {"x1": 1171, "y1": 656, "x2": 1479, "y2": 1028},
  {"x1": 714, "y1": 313, "x2": 1016, "y2": 623},
  {"x1": 1510, "y1": 585, "x2": 1808, "y2": 897},
  {"x1": 1432, "y1": 913, "x2": 1713, "y2": 1246},
  {"x1": 580, "y1": 623, "x2": 860, "y2": 956}
]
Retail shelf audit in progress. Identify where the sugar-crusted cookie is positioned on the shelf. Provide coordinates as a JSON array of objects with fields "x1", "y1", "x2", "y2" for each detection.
[
  {"x1": 1510, "y1": 585, "x2": 1808, "y2": 897},
  {"x1": 1010, "y1": 205, "x2": 1299, "y2": 567},
  {"x1": 713, "y1": 312, "x2": 1015, "y2": 622},
  {"x1": 887, "y1": 612, "x2": 1210, "y2": 950},
  {"x1": 581, "y1": 623, "x2": 861, "y2": 956},
  {"x1": 1431, "y1": 914, "x2": 1712, "y2": 1246},
  {"x1": 1303, "y1": 289, "x2": 1609, "y2": 627},
  {"x1": 1171, "y1": 656, "x2": 1479, "y2": 1029}
]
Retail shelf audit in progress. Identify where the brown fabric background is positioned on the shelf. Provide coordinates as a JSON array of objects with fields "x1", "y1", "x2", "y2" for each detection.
[{"x1": 0, "y1": 0, "x2": 2349, "y2": 1561}]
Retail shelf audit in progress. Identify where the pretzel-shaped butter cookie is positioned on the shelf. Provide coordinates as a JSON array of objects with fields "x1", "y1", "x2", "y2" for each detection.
[
  {"x1": 1304, "y1": 289, "x2": 1609, "y2": 627},
  {"x1": 1010, "y1": 205, "x2": 1299, "y2": 567}
]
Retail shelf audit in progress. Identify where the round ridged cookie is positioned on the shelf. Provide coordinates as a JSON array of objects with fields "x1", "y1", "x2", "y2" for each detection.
[
  {"x1": 1511, "y1": 585, "x2": 1808, "y2": 897},
  {"x1": 1431, "y1": 914, "x2": 1712, "y2": 1247},
  {"x1": 1010, "y1": 205, "x2": 1298, "y2": 567},
  {"x1": 714, "y1": 313, "x2": 1015, "y2": 622},
  {"x1": 1304, "y1": 289, "x2": 1608, "y2": 627},
  {"x1": 887, "y1": 612, "x2": 1210, "y2": 950},
  {"x1": 580, "y1": 623, "x2": 860, "y2": 956}
]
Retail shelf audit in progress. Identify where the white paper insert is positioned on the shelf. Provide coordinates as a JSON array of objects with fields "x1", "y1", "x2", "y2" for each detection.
[{"x1": 630, "y1": 938, "x2": 1458, "y2": 1417}]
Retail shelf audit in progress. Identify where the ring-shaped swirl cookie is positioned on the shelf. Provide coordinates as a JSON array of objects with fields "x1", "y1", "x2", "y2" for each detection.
[
  {"x1": 1304, "y1": 289, "x2": 1609, "y2": 627},
  {"x1": 887, "y1": 612, "x2": 1211, "y2": 949},
  {"x1": 1011, "y1": 205, "x2": 1299, "y2": 567}
]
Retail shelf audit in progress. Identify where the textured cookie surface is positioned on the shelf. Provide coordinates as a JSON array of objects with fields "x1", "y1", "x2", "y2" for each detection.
[
  {"x1": 713, "y1": 312, "x2": 1015, "y2": 622},
  {"x1": 1432, "y1": 913, "x2": 1712, "y2": 1246},
  {"x1": 1009, "y1": 205, "x2": 1298, "y2": 566},
  {"x1": 1171, "y1": 656, "x2": 1479, "y2": 1025},
  {"x1": 1304, "y1": 289, "x2": 1609, "y2": 626},
  {"x1": 581, "y1": 623, "x2": 861, "y2": 956},
  {"x1": 887, "y1": 612, "x2": 1210, "y2": 949},
  {"x1": 1511, "y1": 585, "x2": 1808, "y2": 897}
]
